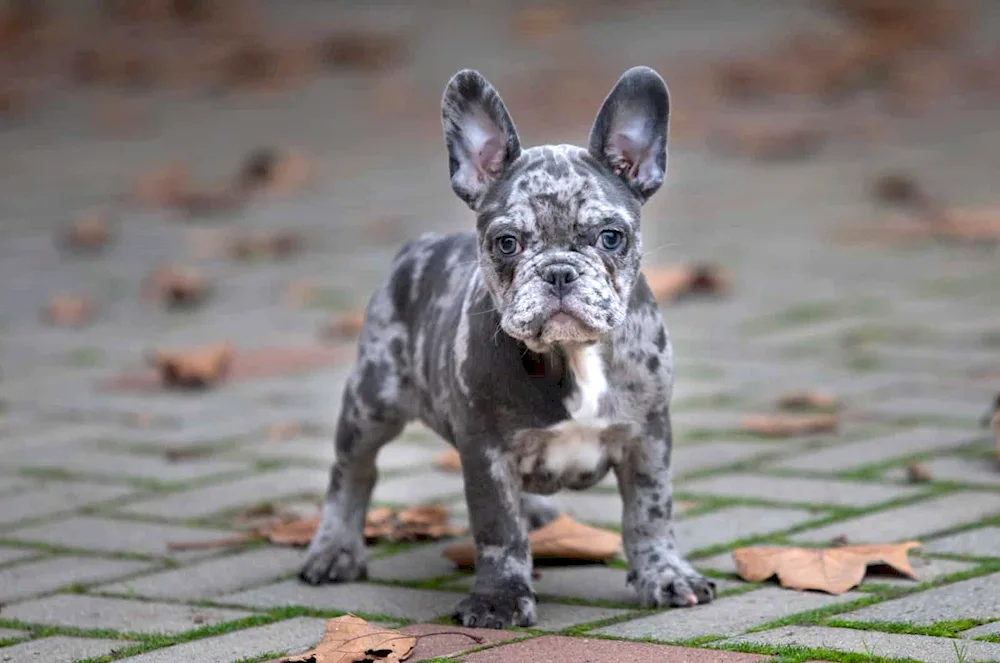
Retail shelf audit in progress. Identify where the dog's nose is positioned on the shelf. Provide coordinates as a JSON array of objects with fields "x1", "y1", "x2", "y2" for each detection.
[{"x1": 542, "y1": 264, "x2": 579, "y2": 295}]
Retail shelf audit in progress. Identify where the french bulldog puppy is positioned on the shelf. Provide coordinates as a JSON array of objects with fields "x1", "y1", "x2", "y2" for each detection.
[{"x1": 300, "y1": 66, "x2": 716, "y2": 628}]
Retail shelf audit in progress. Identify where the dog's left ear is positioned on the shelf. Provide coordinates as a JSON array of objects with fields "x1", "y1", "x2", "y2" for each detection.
[
  {"x1": 441, "y1": 69, "x2": 521, "y2": 211},
  {"x1": 589, "y1": 67, "x2": 669, "y2": 203}
]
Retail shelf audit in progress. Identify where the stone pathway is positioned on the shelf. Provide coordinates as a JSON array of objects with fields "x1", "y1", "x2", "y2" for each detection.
[{"x1": 1, "y1": 1, "x2": 999, "y2": 662}]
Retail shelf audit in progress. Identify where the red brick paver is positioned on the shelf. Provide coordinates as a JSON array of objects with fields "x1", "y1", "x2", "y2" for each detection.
[{"x1": 460, "y1": 635, "x2": 770, "y2": 663}]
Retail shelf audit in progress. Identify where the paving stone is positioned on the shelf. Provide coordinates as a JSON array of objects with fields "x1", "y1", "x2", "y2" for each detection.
[
  {"x1": 400, "y1": 624, "x2": 521, "y2": 661},
  {"x1": 772, "y1": 428, "x2": 977, "y2": 473},
  {"x1": 842, "y1": 572, "x2": 1000, "y2": 625},
  {"x1": 594, "y1": 586, "x2": 862, "y2": 641},
  {"x1": 1, "y1": 447, "x2": 248, "y2": 483},
  {"x1": 677, "y1": 506, "x2": 821, "y2": 553},
  {"x1": 371, "y1": 472, "x2": 466, "y2": 505},
  {"x1": 0, "y1": 545, "x2": 35, "y2": 565},
  {"x1": 671, "y1": 441, "x2": 783, "y2": 475},
  {"x1": 119, "y1": 467, "x2": 327, "y2": 519},
  {"x1": 3, "y1": 594, "x2": 253, "y2": 634},
  {"x1": 533, "y1": 566, "x2": 740, "y2": 605},
  {"x1": 0, "y1": 635, "x2": 138, "y2": 662},
  {"x1": 249, "y1": 437, "x2": 438, "y2": 473},
  {"x1": 115, "y1": 617, "x2": 328, "y2": 663},
  {"x1": 925, "y1": 526, "x2": 1000, "y2": 558},
  {"x1": 671, "y1": 410, "x2": 747, "y2": 432},
  {"x1": 885, "y1": 457, "x2": 1000, "y2": 486},
  {"x1": 865, "y1": 394, "x2": 993, "y2": 420},
  {"x1": 97, "y1": 547, "x2": 304, "y2": 600},
  {"x1": 552, "y1": 492, "x2": 623, "y2": 524},
  {"x1": 723, "y1": 625, "x2": 1000, "y2": 662},
  {"x1": 0, "y1": 628, "x2": 26, "y2": 640},
  {"x1": 0, "y1": 555, "x2": 154, "y2": 602},
  {"x1": 0, "y1": 481, "x2": 134, "y2": 526},
  {"x1": 463, "y1": 635, "x2": 771, "y2": 663},
  {"x1": 794, "y1": 492, "x2": 1000, "y2": 544},
  {"x1": 0, "y1": 476, "x2": 34, "y2": 495},
  {"x1": 679, "y1": 473, "x2": 922, "y2": 507},
  {"x1": 220, "y1": 580, "x2": 462, "y2": 621},
  {"x1": 368, "y1": 540, "x2": 458, "y2": 582},
  {"x1": 8, "y1": 516, "x2": 237, "y2": 558},
  {"x1": 961, "y1": 621, "x2": 1000, "y2": 639}
]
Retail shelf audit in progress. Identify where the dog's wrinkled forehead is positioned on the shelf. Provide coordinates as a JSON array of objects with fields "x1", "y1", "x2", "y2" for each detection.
[{"x1": 477, "y1": 145, "x2": 639, "y2": 236}]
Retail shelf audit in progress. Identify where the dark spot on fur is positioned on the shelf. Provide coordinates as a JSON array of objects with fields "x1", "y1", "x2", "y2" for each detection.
[
  {"x1": 649, "y1": 552, "x2": 661, "y2": 564},
  {"x1": 646, "y1": 355, "x2": 660, "y2": 372},
  {"x1": 635, "y1": 472, "x2": 658, "y2": 489},
  {"x1": 647, "y1": 505, "x2": 665, "y2": 520},
  {"x1": 654, "y1": 327, "x2": 667, "y2": 352}
]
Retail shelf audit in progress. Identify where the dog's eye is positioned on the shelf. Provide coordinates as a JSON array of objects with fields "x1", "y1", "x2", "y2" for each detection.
[
  {"x1": 496, "y1": 235, "x2": 521, "y2": 256},
  {"x1": 598, "y1": 230, "x2": 624, "y2": 251}
]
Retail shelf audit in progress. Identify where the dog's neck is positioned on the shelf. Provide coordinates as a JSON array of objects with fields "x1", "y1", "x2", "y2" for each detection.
[{"x1": 521, "y1": 342, "x2": 608, "y2": 421}]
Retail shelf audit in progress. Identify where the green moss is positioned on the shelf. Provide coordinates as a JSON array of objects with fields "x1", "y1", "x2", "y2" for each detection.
[
  {"x1": 824, "y1": 618, "x2": 988, "y2": 638},
  {"x1": 67, "y1": 346, "x2": 105, "y2": 367}
]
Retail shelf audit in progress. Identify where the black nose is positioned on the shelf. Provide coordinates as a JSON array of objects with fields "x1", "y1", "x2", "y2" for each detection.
[{"x1": 542, "y1": 264, "x2": 579, "y2": 295}]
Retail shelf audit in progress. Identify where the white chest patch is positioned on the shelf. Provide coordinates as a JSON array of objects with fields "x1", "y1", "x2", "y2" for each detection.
[{"x1": 516, "y1": 345, "x2": 623, "y2": 488}]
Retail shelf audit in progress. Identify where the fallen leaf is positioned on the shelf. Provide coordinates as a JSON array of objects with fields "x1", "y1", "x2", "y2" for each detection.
[
  {"x1": 267, "y1": 421, "x2": 302, "y2": 442},
  {"x1": 433, "y1": 448, "x2": 462, "y2": 473},
  {"x1": 61, "y1": 210, "x2": 112, "y2": 253},
  {"x1": 710, "y1": 122, "x2": 827, "y2": 161},
  {"x1": 106, "y1": 344, "x2": 354, "y2": 393},
  {"x1": 284, "y1": 280, "x2": 319, "y2": 307},
  {"x1": 443, "y1": 514, "x2": 621, "y2": 569},
  {"x1": 259, "y1": 516, "x2": 319, "y2": 546},
  {"x1": 280, "y1": 614, "x2": 416, "y2": 663},
  {"x1": 230, "y1": 230, "x2": 304, "y2": 261},
  {"x1": 238, "y1": 148, "x2": 315, "y2": 196},
  {"x1": 643, "y1": 263, "x2": 730, "y2": 303},
  {"x1": 150, "y1": 342, "x2": 235, "y2": 389},
  {"x1": 905, "y1": 462, "x2": 933, "y2": 483},
  {"x1": 141, "y1": 264, "x2": 210, "y2": 309},
  {"x1": 258, "y1": 506, "x2": 465, "y2": 548},
  {"x1": 41, "y1": 294, "x2": 97, "y2": 327},
  {"x1": 777, "y1": 391, "x2": 839, "y2": 411},
  {"x1": 733, "y1": 541, "x2": 922, "y2": 594},
  {"x1": 320, "y1": 309, "x2": 366, "y2": 341},
  {"x1": 318, "y1": 31, "x2": 406, "y2": 72},
  {"x1": 132, "y1": 162, "x2": 191, "y2": 208},
  {"x1": 740, "y1": 413, "x2": 839, "y2": 437},
  {"x1": 512, "y1": 6, "x2": 572, "y2": 41}
]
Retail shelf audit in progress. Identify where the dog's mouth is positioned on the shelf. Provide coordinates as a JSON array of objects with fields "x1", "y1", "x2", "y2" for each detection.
[{"x1": 538, "y1": 311, "x2": 599, "y2": 346}]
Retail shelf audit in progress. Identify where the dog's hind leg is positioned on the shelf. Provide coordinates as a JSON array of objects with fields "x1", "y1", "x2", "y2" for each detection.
[
  {"x1": 300, "y1": 292, "x2": 413, "y2": 584},
  {"x1": 520, "y1": 493, "x2": 561, "y2": 530}
]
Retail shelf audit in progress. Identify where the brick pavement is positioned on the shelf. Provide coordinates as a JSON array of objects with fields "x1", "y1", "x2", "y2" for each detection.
[{"x1": 0, "y1": 1, "x2": 999, "y2": 662}]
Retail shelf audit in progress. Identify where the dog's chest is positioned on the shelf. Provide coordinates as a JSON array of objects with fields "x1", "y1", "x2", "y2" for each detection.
[{"x1": 515, "y1": 345, "x2": 626, "y2": 493}]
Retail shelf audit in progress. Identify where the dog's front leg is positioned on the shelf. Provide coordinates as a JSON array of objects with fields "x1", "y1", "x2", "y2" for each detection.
[
  {"x1": 615, "y1": 408, "x2": 716, "y2": 608},
  {"x1": 453, "y1": 444, "x2": 536, "y2": 628}
]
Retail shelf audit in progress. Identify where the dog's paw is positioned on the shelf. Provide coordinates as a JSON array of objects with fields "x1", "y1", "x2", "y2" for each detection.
[
  {"x1": 453, "y1": 591, "x2": 537, "y2": 629},
  {"x1": 299, "y1": 541, "x2": 367, "y2": 585},
  {"x1": 628, "y1": 564, "x2": 716, "y2": 608}
]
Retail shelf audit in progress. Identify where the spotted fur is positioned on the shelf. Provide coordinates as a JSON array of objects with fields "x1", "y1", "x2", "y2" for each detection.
[{"x1": 300, "y1": 67, "x2": 715, "y2": 627}]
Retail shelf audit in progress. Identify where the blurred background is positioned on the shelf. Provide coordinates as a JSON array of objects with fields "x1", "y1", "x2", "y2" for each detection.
[{"x1": 0, "y1": 0, "x2": 997, "y2": 466}]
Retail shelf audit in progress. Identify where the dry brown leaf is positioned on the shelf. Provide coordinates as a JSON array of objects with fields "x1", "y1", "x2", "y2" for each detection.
[
  {"x1": 318, "y1": 31, "x2": 406, "y2": 72},
  {"x1": 711, "y1": 122, "x2": 827, "y2": 161},
  {"x1": 150, "y1": 342, "x2": 235, "y2": 389},
  {"x1": 905, "y1": 462, "x2": 933, "y2": 483},
  {"x1": 62, "y1": 210, "x2": 112, "y2": 253},
  {"x1": 257, "y1": 506, "x2": 465, "y2": 549},
  {"x1": 230, "y1": 230, "x2": 304, "y2": 261},
  {"x1": 239, "y1": 148, "x2": 315, "y2": 196},
  {"x1": 141, "y1": 264, "x2": 210, "y2": 309},
  {"x1": 512, "y1": 6, "x2": 572, "y2": 41},
  {"x1": 778, "y1": 391, "x2": 839, "y2": 411},
  {"x1": 320, "y1": 309, "x2": 366, "y2": 341},
  {"x1": 280, "y1": 614, "x2": 416, "y2": 663},
  {"x1": 267, "y1": 421, "x2": 303, "y2": 442},
  {"x1": 260, "y1": 516, "x2": 319, "y2": 546},
  {"x1": 443, "y1": 514, "x2": 621, "y2": 569},
  {"x1": 41, "y1": 294, "x2": 97, "y2": 328},
  {"x1": 132, "y1": 163, "x2": 191, "y2": 208},
  {"x1": 733, "y1": 541, "x2": 922, "y2": 594},
  {"x1": 433, "y1": 448, "x2": 462, "y2": 473},
  {"x1": 643, "y1": 263, "x2": 730, "y2": 304},
  {"x1": 741, "y1": 413, "x2": 839, "y2": 437}
]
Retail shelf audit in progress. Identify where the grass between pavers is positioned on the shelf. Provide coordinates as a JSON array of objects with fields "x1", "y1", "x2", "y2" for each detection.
[
  {"x1": 0, "y1": 538, "x2": 167, "y2": 563},
  {"x1": 741, "y1": 299, "x2": 885, "y2": 337},
  {"x1": 717, "y1": 641, "x2": 949, "y2": 663}
]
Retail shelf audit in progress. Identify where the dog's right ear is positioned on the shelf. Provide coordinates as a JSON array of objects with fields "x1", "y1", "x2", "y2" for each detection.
[{"x1": 441, "y1": 70, "x2": 521, "y2": 211}]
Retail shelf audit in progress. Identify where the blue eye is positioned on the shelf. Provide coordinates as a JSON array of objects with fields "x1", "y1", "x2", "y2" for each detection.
[
  {"x1": 599, "y1": 230, "x2": 624, "y2": 251},
  {"x1": 496, "y1": 235, "x2": 521, "y2": 255}
]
